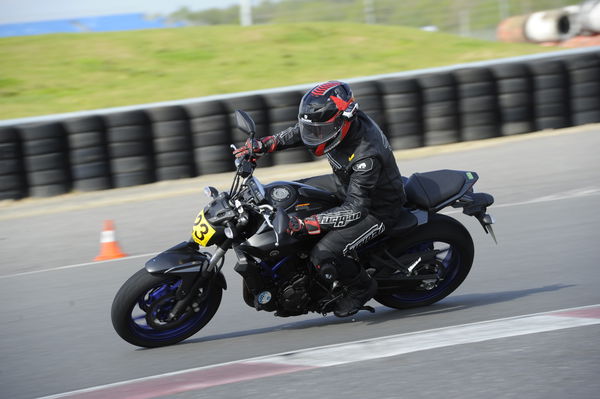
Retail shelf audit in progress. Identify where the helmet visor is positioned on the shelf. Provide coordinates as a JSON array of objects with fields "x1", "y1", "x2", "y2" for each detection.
[{"x1": 298, "y1": 117, "x2": 343, "y2": 147}]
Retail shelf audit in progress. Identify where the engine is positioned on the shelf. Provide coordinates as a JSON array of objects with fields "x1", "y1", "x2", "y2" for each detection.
[
  {"x1": 240, "y1": 255, "x2": 315, "y2": 316},
  {"x1": 277, "y1": 273, "x2": 311, "y2": 315}
]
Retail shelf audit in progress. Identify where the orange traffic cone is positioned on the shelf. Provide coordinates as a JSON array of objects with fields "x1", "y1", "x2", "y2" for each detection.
[{"x1": 94, "y1": 220, "x2": 127, "y2": 261}]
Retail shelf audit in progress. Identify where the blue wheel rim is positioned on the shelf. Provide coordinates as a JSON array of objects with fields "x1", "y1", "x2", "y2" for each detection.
[{"x1": 128, "y1": 279, "x2": 212, "y2": 342}]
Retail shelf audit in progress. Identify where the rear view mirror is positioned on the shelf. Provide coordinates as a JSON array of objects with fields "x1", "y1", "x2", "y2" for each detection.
[{"x1": 235, "y1": 110, "x2": 256, "y2": 136}]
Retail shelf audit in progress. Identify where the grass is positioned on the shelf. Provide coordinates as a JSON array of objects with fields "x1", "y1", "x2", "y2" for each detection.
[{"x1": 0, "y1": 23, "x2": 553, "y2": 119}]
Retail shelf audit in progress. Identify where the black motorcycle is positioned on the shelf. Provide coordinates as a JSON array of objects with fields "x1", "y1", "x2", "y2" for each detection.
[{"x1": 111, "y1": 110, "x2": 496, "y2": 348}]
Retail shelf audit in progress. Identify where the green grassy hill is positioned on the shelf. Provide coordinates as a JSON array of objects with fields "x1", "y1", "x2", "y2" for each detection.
[{"x1": 0, "y1": 23, "x2": 552, "y2": 119}]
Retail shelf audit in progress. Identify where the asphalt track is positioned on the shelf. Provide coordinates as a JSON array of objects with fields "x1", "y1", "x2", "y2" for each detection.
[{"x1": 1, "y1": 125, "x2": 599, "y2": 399}]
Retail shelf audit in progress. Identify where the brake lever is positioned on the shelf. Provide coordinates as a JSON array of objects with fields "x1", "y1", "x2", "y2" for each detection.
[
  {"x1": 254, "y1": 206, "x2": 279, "y2": 247},
  {"x1": 261, "y1": 210, "x2": 280, "y2": 247}
]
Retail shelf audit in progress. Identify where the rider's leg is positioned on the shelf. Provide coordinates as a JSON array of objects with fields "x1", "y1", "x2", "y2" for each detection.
[{"x1": 310, "y1": 215, "x2": 384, "y2": 317}]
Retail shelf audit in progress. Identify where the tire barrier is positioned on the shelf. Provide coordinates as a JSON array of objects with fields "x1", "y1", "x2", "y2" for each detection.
[
  {"x1": 563, "y1": 54, "x2": 600, "y2": 125},
  {"x1": 379, "y1": 78, "x2": 423, "y2": 149},
  {"x1": 352, "y1": 81, "x2": 387, "y2": 132},
  {"x1": 528, "y1": 60, "x2": 571, "y2": 130},
  {"x1": 265, "y1": 90, "x2": 313, "y2": 165},
  {"x1": 454, "y1": 67, "x2": 500, "y2": 141},
  {"x1": 185, "y1": 100, "x2": 236, "y2": 175},
  {"x1": 104, "y1": 110, "x2": 156, "y2": 188},
  {"x1": 1, "y1": 50, "x2": 599, "y2": 199},
  {"x1": 18, "y1": 122, "x2": 71, "y2": 197},
  {"x1": 419, "y1": 72, "x2": 460, "y2": 146},
  {"x1": 492, "y1": 63, "x2": 535, "y2": 136},
  {"x1": 0, "y1": 126, "x2": 27, "y2": 200},
  {"x1": 146, "y1": 105, "x2": 195, "y2": 181},
  {"x1": 63, "y1": 115, "x2": 112, "y2": 192}
]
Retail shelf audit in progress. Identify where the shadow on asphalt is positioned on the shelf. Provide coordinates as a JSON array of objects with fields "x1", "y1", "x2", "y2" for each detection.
[{"x1": 159, "y1": 283, "x2": 574, "y2": 348}]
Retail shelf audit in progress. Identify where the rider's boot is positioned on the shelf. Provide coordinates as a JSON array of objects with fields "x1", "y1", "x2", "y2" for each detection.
[{"x1": 333, "y1": 268, "x2": 377, "y2": 317}]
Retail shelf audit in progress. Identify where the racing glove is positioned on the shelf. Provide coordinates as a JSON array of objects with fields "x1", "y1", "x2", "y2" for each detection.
[
  {"x1": 233, "y1": 136, "x2": 277, "y2": 158},
  {"x1": 288, "y1": 215, "x2": 321, "y2": 237}
]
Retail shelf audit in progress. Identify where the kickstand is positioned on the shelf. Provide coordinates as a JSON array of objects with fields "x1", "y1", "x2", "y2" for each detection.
[{"x1": 360, "y1": 305, "x2": 376, "y2": 313}]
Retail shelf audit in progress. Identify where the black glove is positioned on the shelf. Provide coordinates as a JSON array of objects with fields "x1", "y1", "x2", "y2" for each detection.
[
  {"x1": 233, "y1": 136, "x2": 277, "y2": 159},
  {"x1": 287, "y1": 215, "x2": 321, "y2": 237}
]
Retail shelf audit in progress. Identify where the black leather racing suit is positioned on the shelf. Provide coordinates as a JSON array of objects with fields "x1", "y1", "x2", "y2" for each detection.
[{"x1": 272, "y1": 110, "x2": 407, "y2": 280}]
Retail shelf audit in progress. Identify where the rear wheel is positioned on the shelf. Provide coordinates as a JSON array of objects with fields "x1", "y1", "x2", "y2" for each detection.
[
  {"x1": 374, "y1": 214, "x2": 474, "y2": 309},
  {"x1": 111, "y1": 269, "x2": 222, "y2": 348}
]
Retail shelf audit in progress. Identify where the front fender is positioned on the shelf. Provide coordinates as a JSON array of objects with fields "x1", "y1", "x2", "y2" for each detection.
[{"x1": 145, "y1": 241, "x2": 227, "y2": 290}]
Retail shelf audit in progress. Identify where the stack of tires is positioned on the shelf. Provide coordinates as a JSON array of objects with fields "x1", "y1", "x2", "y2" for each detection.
[
  {"x1": 146, "y1": 106, "x2": 195, "y2": 181},
  {"x1": 529, "y1": 59, "x2": 571, "y2": 130},
  {"x1": 454, "y1": 67, "x2": 500, "y2": 141},
  {"x1": 265, "y1": 90, "x2": 312, "y2": 165},
  {"x1": 419, "y1": 73, "x2": 460, "y2": 145},
  {"x1": 351, "y1": 81, "x2": 387, "y2": 133},
  {"x1": 104, "y1": 111, "x2": 156, "y2": 188},
  {"x1": 186, "y1": 100, "x2": 234, "y2": 175},
  {"x1": 225, "y1": 95, "x2": 276, "y2": 166},
  {"x1": 18, "y1": 122, "x2": 71, "y2": 197},
  {"x1": 0, "y1": 126, "x2": 27, "y2": 200},
  {"x1": 563, "y1": 54, "x2": 600, "y2": 125},
  {"x1": 63, "y1": 116, "x2": 112, "y2": 192},
  {"x1": 379, "y1": 78, "x2": 424, "y2": 149},
  {"x1": 492, "y1": 63, "x2": 535, "y2": 135}
]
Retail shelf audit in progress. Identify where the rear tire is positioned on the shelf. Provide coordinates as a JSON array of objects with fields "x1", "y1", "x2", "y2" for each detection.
[
  {"x1": 374, "y1": 214, "x2": 474, "y2": 309},
  {"x1": 111, "y1": 268, "x2": 222, "y2": 348}
]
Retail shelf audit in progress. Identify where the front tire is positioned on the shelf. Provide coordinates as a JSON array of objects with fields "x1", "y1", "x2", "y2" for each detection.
[
  {"x1": 111, "y1": 268, "x2": 222, "y2": 348},
  {"x1": 374, "y1": 214, "x2": 474, "y2": 309}
]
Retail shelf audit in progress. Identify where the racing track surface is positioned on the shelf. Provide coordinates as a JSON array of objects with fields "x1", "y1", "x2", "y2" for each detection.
[{"x1": 1, "y1": 125, "x2": 599, "y2": 399}]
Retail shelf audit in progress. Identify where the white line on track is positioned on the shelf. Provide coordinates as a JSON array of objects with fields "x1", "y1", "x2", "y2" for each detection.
[
  {"x1": 37, "y1": 304, "x2": 600, "y2": 399},
  {"x1": 0, "y1": 252, "x2": 157, "y2": 280},
  {"x1": 2, "y1": 185, "x2": 599, "y2": 280}
]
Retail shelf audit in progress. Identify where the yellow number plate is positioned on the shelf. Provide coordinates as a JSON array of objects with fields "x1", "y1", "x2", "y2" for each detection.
[{"x1": 192, "y1": 210, "x2": 216, "y2": 247}]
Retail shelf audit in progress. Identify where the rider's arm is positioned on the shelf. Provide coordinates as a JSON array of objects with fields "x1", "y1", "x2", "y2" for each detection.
[
  {"x1": 233, "y1": 123, "x2": 302, "y2": 158},
  {"x1": 313, "y1": 157, "x2": 381, "y2": 232},
  {"x1": 263, "y1": 123, "x2": 303, "y2": 152}
]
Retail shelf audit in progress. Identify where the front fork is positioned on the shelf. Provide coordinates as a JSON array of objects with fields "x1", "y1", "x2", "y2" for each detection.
[{"x1": 166, "y1": 240, "x2": 231, "y2": 320}]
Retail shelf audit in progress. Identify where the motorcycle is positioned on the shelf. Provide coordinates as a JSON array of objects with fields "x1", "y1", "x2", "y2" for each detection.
[{"x1": 111, "y1": 110, "x2": 496, "y2": 348}]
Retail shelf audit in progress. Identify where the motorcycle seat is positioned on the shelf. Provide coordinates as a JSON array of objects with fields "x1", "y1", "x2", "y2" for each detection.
[{"x1": 405, "y1": 170, "x2": 467, "y2": 210}]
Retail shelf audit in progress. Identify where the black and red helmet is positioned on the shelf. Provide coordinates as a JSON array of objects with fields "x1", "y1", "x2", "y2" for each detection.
[{"x1": 298, "y1": 81, "x2": 358, "y2": 156}]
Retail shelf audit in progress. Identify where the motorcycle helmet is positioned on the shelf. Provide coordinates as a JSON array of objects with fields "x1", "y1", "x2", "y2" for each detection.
[{"x1": 298, "y1": 81, "x2": 358, "y2": 156}]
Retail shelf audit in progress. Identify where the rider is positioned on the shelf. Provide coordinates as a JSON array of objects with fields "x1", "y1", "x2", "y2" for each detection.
[{"x1": 234, "y1": 81, "x2": 406, "y2": 317}]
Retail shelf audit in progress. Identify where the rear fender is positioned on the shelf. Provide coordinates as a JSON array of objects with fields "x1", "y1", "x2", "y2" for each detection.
[{"x1": 452, "y1": 192, "x2": 497, "y2": 243}]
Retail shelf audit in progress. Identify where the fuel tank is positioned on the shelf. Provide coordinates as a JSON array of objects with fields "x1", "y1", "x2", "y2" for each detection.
[
  {"x1": 264, "y1": 180, "x2": 339, "y2": 218},
  {"x1": 238, "y1": 180, "x2": 338, "y2": 259}
]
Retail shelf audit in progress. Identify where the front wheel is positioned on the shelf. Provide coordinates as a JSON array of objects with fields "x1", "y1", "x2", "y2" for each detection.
[
  {"x1": 111, "y1": 269, "x2": 222, "y2": 348},
  {"x1": 374, "y1": 214, "x2": 474, "y2": 309}
]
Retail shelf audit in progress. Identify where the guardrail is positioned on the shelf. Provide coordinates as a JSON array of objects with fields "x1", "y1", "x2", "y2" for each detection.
[{"x1": 1, "y1": 47, "x2": 599, "y2": 199}]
